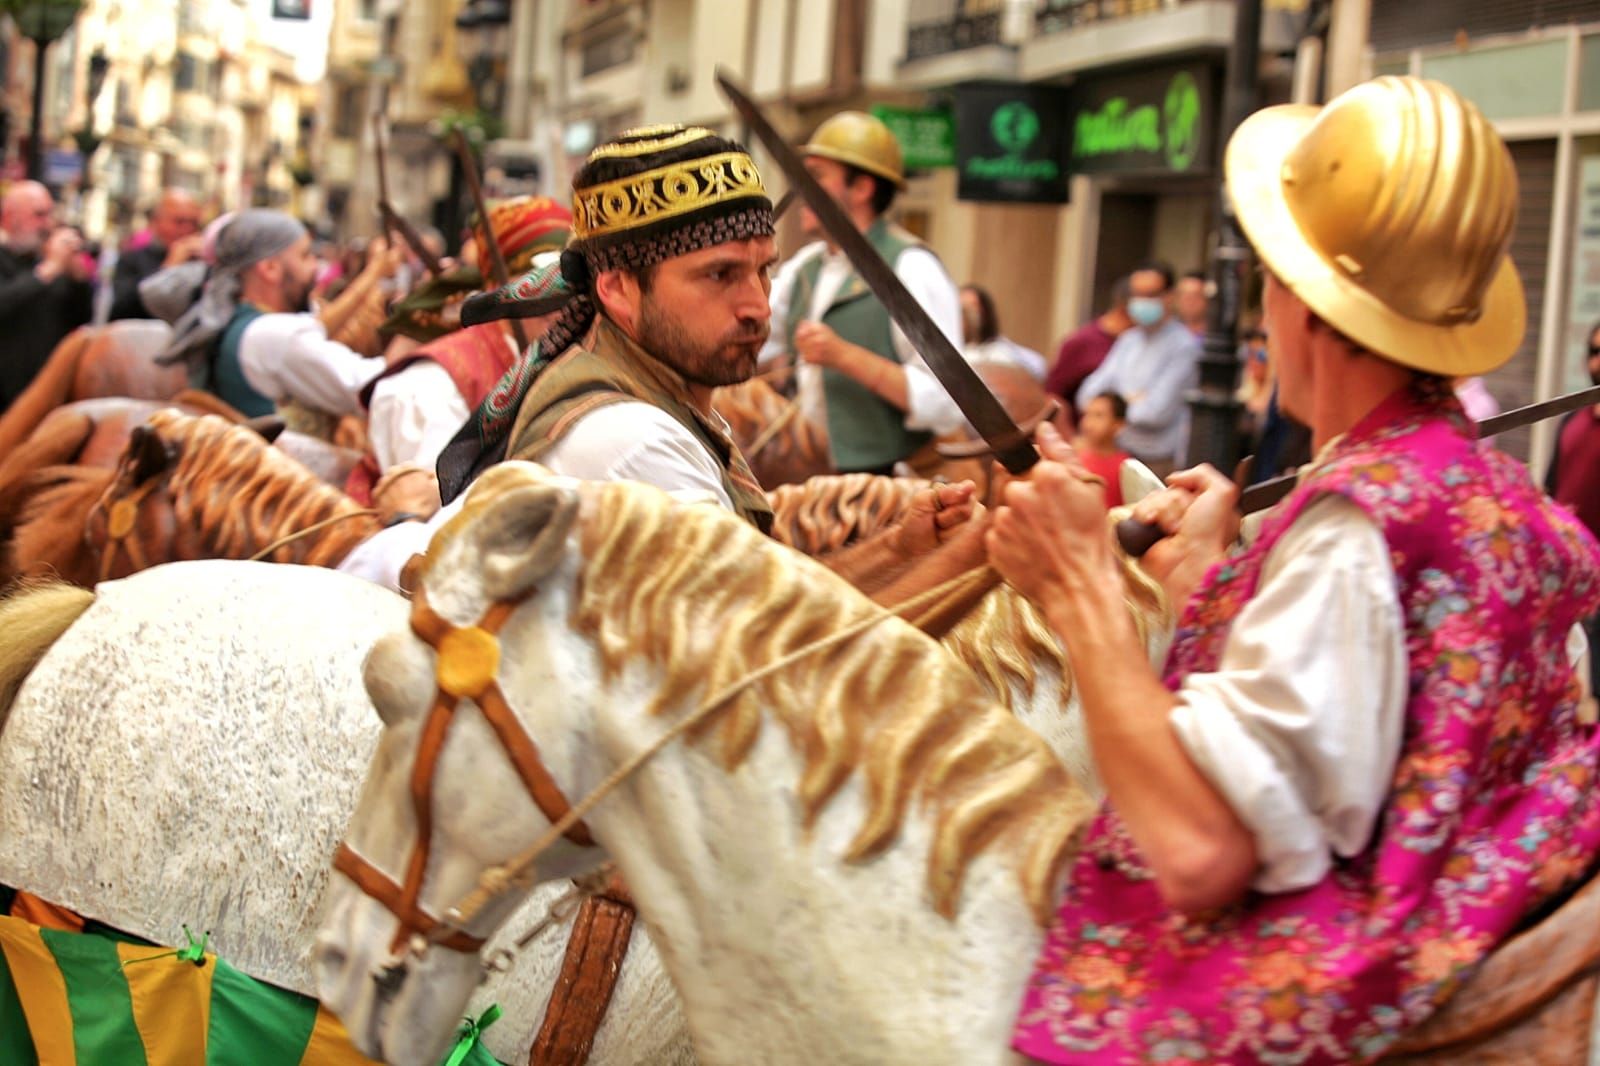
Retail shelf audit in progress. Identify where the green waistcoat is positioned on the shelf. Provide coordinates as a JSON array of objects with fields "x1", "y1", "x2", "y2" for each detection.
[
  {"x1": 783, "y1": 218, "x2": 935, "y2": 472},
  {"x1": 504, "y1": 317, "x2": 773, "y2": 533},
  {"x1": 212, "y1": 304, "x2": 274, "y2": 417}
]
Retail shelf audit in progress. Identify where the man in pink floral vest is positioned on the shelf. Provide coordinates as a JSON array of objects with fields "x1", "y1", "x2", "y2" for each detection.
[{"x1": 986, "y1": 76, "x2": 1600, "y2": 1064}]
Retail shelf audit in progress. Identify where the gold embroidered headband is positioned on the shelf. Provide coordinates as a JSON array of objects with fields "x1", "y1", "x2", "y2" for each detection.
[{"x1": 572, "y1": 151, "x2": 768, "y2": 241}]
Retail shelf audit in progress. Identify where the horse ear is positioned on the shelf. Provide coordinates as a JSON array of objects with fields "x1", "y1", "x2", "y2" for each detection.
[
  {"x1": 127, "y1": 425, "x2": 174, "y2": 484},
  {"x1": 243, "y1": 415, "x2": 287, "y2": 444},
  {"x1": 474, "y1": 483, "x2": 580, "y2": 601}
]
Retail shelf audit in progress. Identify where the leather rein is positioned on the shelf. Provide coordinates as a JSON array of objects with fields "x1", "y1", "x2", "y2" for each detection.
[{"x1": 332, "y1": 583, "x2": 594, "y2": 956}]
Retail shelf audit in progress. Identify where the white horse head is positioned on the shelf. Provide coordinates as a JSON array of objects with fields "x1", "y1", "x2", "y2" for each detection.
[{"x1": 317, "y1": 461, "x2": 1096, "y2": 1066}]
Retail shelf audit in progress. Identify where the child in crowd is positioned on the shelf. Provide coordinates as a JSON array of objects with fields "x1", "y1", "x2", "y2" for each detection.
[{"x1": 1074, "y1": 391, "x2": 1131, "y2": 507}]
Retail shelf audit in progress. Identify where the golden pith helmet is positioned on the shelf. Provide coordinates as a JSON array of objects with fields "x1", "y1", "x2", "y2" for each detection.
[
  {"x1": 1226, "y1": 75, "x2": 1524, "y2": 377},
  {"x1": 802, "y1": 111, "x2": 907, "y2": 190}
]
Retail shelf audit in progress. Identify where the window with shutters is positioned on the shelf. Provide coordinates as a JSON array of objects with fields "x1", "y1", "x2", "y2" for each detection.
[{"x1": 1373, "y1": 1, "x2": 1600, "y2": 53}]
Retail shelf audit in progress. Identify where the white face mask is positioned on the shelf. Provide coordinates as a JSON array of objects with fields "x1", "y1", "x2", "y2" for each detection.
[{"x1": 1128, "y1": 296, "x2": 1165, "y2": 327}]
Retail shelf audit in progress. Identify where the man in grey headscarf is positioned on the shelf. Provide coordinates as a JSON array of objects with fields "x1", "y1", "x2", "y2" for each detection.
[{"x1": 156, "y1": 209, "x2": 385, "y2": 418}]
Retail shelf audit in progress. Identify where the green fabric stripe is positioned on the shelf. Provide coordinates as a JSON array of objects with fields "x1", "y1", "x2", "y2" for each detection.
[
  {"x1": 40, "y1": 925, "x2": 147, "y2": 1066},
  {"x1": 0, "y1": 944, "x2": 40, "y2": 1066},
  {"x1": 204, "y1": 957, "x2": 318, "y2": 1066}
]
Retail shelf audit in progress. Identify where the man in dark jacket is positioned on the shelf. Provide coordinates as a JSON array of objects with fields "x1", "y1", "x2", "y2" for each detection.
[
  {"x1": 0, "y1": 181, "x2": 93, "y2": 411},
  {"x1": 109, "y1": 188, "x2": 203, "y2": 320}
]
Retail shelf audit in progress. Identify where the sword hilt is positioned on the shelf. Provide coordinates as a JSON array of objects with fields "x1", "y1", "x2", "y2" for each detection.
[{"x1": 1115, "y1": 517, "x2": 1165, "y2": 558}]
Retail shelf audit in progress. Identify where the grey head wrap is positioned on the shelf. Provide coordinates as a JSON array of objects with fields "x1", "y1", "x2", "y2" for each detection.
[{"x1": 155, "y1": 209, "x2": 307, "y2": 382}]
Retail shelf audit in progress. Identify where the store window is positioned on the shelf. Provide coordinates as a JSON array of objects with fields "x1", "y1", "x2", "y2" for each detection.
[
  {"x1": 1483, "y1": 138, "x2": 1558, "y2": 462},
  {"x1": 1563, "y1": 139, "x2": 1600, "y2": 398}
]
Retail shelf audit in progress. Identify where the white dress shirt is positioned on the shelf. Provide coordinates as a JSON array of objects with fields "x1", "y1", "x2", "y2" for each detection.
[
  {"x1": 964, "y1": 336, "x2": 1047, "y2": 381},
  {"x1": 761, "y1": 241, "x2": 967, "y2": 437},
  {"x1": 236, "y1": 312, "x2": 386, "y2": 416},
  {"x1": 336, "y1": 400, "x2": 732, "y2": 591},
  {"x1": 1169, "y1": 492, "x2": 1592, "y2": 894},
  {"x1": 366, "y1": 361, "x2": 475, "y2": 474}
]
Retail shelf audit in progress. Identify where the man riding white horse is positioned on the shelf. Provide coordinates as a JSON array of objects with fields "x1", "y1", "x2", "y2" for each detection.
[{"x1": 988, "y1": 75, "x2": 1600, "y2": 1063}]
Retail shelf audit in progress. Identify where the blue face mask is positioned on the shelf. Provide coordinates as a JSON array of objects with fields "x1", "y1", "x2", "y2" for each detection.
[{"x1": 1128, "y1": 297, "x2": 1165, "y2": 327}]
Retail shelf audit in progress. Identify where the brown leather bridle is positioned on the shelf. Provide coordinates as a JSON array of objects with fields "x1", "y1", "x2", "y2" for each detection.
[
  {"x1": 92, "y1": 478, "x2": 163, "y2": 582},
  {"x1": 333, "y1": 583, "x2": 594, "y2": 955}
]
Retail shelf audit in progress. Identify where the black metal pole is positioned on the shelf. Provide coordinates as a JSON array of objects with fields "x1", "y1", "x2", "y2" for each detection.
[
  {"x1": 26, "y1": 37, "x2": 47, "y2": 182},
  {"x1": 1185, "y1": 0, "x2": 1263, "y2": 473}
]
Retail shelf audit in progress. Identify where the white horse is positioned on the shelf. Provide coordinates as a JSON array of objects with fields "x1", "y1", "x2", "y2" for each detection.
[
  {"x1": 0, "y1": 561, "x2": 693, "y2": 1065},
  {"x1": 315, "y1": 464, "x2": 1100, "y2": 1066}
]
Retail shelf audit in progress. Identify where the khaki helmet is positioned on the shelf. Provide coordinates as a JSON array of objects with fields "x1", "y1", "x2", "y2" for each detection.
[
  {"x1": 1226, "y1": 75, "x2": 1523, "y2": 377},
  {"x1": 802, "y1": 111, "x2": 907, "y2": 190}
]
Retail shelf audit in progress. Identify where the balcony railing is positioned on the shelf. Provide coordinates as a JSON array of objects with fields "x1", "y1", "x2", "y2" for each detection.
[
  {"x1": 905, "y1": 10, "x2": 1004, "y2": 62},
  {"x1": 1035, "y1": 0, "x2": 1195, "y2": 35}
]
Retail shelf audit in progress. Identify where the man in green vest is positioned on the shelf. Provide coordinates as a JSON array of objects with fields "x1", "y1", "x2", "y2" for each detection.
[
  {"x1": 156, "y1": 210, "x2": 392, "y2": 419},
  {"x1": 760, "y1": 110, "x2": 968, "y2": 475}
]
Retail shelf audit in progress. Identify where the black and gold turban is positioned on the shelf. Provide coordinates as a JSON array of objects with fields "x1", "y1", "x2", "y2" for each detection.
[{"x1": 438, "y1": 126, "x2": 775, "y2": 501}]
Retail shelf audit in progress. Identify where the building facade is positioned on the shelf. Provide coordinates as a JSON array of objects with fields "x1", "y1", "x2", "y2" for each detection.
[
  {"x1": 0, "y1": 0, "x2": 310, "y2": 244},
  {"x1": 1367, "y1": 0, "x2": 1600, "y2": 473}
]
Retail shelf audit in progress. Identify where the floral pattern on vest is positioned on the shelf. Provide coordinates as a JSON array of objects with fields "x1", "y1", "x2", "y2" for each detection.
[{"x1": 1013, "y1": 379, "x2": 1600, "y2": 1064}]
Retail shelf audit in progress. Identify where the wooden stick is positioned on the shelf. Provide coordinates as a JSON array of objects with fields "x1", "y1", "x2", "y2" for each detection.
[
  {"x1": 450, "y1": 128, "x2": 528, "y2": 350},
  {"x1": 372, "y1": 112, "x2": 445, "y2": 277}
]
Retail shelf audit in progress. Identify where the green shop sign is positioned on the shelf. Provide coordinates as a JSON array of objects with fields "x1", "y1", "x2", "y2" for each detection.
[
  {"x1": 954, "y1": 83, "x2": 1073, "y2": 204},
  {"x1": 870, "y1": 105, "x2": 955, "y2": 171},
  {"x1": 1068, "y1": 61, "x2": 1215, "y2": 176}
]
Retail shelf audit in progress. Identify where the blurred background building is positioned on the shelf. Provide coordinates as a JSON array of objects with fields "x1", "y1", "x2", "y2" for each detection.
[
  {"x1": 4, "y1": 0, "x2": 1600, "y2": 475},
  {"x1": 0, "y1": 0, "x2": 310, "y2": 247}
]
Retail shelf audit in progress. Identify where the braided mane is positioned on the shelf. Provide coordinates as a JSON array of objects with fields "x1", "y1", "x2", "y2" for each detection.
[
  {"x1": 144, "y1": 409, "x2": 381, "y2": 567},
  {"x1": 765, "y1": 473, "x2": 928, "y2": 556},
  {"x1": 713, "y1": 377, "x2": 832, "y2": 487},
  {"x1": 570, "y1": 475, "x2": 1093, "y2": 925}
]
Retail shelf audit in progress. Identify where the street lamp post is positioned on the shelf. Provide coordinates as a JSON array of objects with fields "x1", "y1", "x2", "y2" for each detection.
[
  {"x1": 1184, "y1": 0, "x2": 1263, "y2": 474},
  {"x1": 73, "y1": 46, "x2": 107, "y2": 187},
  {"x1": 1, "y1": 0, "x2": 86, "y2": 181}
]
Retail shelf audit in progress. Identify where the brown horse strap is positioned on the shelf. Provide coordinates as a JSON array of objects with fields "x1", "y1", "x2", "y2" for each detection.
[
  {"x1": 527, "y1": 892, "x2": 638, "y2": 1066},
  {"x1": 330, "y1": 843, "x2": 486, "y2": 953}
]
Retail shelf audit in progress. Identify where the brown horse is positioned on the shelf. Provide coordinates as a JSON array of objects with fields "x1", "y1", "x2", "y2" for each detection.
[
  {"x1": 712, "y1": 376, "x2": 833, "y2": 488},
  {"x1": 715, "y1": 365, "x2": 1064, "y2": 504},
  {"x1": 0, "y1": 321, "x2": 185, "y2": 461},
  {"x1": 2, "y1": 410, "x2": 382, "y2": 589}
]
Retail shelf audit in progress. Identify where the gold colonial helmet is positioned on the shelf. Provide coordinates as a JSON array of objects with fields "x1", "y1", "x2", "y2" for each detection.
[
  {"x1": 802, "y1": 111, "x2": 907, "y2": 190},
  {"x1": 1226, "y1": 75, "x2": 1524, "y2": 377}
]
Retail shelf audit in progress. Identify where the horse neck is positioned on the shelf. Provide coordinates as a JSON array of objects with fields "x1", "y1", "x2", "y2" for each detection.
[
  {"x1": 562, "y1": 659, "x2": 1042, "y2": 1066},
  {"x1": 168, "y1": 441, "x2": 383, "y2": 568}
]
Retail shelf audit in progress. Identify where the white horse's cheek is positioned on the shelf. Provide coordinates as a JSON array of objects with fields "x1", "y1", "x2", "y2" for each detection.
[{"x1": 363, "y1": 633, "x2": 434, "y2": 727}]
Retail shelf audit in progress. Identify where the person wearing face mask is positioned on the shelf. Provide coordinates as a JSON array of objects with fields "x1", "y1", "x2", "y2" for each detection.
[{"x1": 1073, "y1": 259, "x2": 1201, "y2": 475}]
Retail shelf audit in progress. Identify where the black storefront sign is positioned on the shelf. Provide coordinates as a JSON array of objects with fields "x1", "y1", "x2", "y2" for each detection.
[
  {"x1": 954, "y1": 82, "x2": 1073, "y2": 204},
  {"x1": 1068, "y1": 60, "x2": 1216, "y2": 177}
]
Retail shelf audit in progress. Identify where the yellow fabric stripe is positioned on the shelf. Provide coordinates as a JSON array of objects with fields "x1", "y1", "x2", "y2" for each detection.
[
  {"x1": 117, "y1": 940, "x2": 213, "y2": 1066},
  {"x1": 299, "y1": 1005, "x2": 383, "y2": 1066},
  {"x1": 0, "y1": 917, "x2": 77, "y2": 1066}
]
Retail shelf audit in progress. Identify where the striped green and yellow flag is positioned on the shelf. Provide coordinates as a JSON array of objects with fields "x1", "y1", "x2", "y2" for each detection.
[{"x1": 0, "y1": 913, "x2": 503, "y2": 1066}]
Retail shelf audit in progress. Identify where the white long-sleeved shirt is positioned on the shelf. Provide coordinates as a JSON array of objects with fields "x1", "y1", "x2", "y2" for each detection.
[
  {"x1": 336, "y1": 400, "x2": 732, "y2": 591},
  {"x1": 366, "y1": 361, "x2": 475, "y2": 474},
  {"x1": 237, "y1": 312, "x2": 385, "y2": 417},
  {"x1": 760, "y1": 241, "x2": 967, "y2": 438},
  {"x1": 1075, "y1": 318, "x2": 1200, "y2": 463},
  {"x1": 1169, "y1": 493, "x2": 1592, "y2": 894}
]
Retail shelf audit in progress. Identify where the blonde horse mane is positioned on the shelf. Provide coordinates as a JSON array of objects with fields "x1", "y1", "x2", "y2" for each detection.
[
  {"x1": 765, "y1": 474, "x2": 929, "y2": 556},
  {"x1": 140, "y1": 410, "x2": 380, "y2": 567},
  {"x1": 943, "y1": 513, "x2": 1170, "y2": 713},
  {"x1": 0, "y1": 580, "x2": 94, "y2": 728},
  {"x1": 570, "y1": 478, "x2": 1093, "y2": 925}
]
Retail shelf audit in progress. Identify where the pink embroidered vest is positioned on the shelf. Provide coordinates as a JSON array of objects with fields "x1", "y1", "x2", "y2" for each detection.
[{"x1": 1013, "y1": 380, "x2": 1600, "y2": 1064}]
